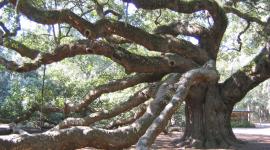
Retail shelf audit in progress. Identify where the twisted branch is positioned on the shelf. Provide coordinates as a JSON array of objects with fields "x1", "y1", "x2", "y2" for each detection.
[
  {"x1": 137, "y1": 60, "x2": 219, "y2": 149},
  {"x1": 0, "y1": 39, "x2": 198, "y2": 73}
]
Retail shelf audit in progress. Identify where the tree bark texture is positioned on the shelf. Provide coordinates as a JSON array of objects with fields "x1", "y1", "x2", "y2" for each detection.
[
  {"x1": 0, "y1": 0, "x2": 269, "y2": 149},
  {"x1": 178, "y1": 84, "x2": 242, "y2": 149}
]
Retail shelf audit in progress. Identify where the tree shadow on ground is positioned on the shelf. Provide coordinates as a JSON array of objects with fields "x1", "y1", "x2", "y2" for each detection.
[{"x1": 78, "y1": 132, "x2": 270, "y2": 150}]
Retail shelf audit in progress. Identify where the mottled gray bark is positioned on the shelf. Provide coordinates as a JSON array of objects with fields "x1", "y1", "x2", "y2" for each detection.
[
  {"x1": 0, "y1": 74, "x2": 179, "y2": 150},
  {"x1": 136, "y1": 60, "x2": 219, "y2": 149},
  {"x1": 0, "y1": 0, "x2": 269, "y2": 149},
  {"x1": 177, "y1": 84, "x2": 243, "y2": 149}
]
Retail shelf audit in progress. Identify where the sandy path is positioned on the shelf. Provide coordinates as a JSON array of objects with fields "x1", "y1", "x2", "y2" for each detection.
[{"x1": 79, "y1": 132, "x2": 270, "y2": 150}]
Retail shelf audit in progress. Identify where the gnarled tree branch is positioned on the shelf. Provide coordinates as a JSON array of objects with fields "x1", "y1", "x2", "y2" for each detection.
[
  {"x1": 106, "y1": 103, "x2": 147, "y2": 129},
  {"x1": 8, "y1": 0, "x2": 209, "y2": 64},
  {"x1": 154, "y1": 21, "x2": 210, "y2": 38},
  {"x1": 64, "y1": 74, "x2": 162, "y2": 114},
  {"x1": 0, "y1": 74, "x2": 181, "y2": 150},
  {"x1": 2, "y1": 38, "x2": 40, "y2": 59},
  {"x1": 137, "y1": 60, "x2": 219, "y2": 149},
  {"x1": 123, "y1": 0, "x2": 228, "y2": 47},
  {"x1": 221, "y1": 41, "x2": 270, "y2": 104},
  {"x1": 55, "y1": 84, "x2": 158, "y2": 129},
  {"x1": 0, "y1": 74, "x2": 162, "y2": 124},
  {"x1": 0, "y1": 39, "x2": 198, "y2": 73}
]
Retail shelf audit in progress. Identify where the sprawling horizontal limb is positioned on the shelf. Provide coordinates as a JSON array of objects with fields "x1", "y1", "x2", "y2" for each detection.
[
  {"x1": 123, "y1": 0, "x2": 228, "y2": 43},
  {"x1": 106, "y1": 103, "x2": 147, "y2": 129},
  {"x1": 0, "y1": 74, "x2": 181, "y2": 150},
  {"x1": 104, "y1": 35, "x2": 132, "y2": 44},
  {"x1": 123, "y1": 0, "x2": 229, "y2": 59},
  {"x1": 136, "y1": 60, "x2": 219, "y2": 149},
  {"x1": 221, "y1": 41, "x2": 270, "y2": 104},
  {"x1": 7, "y1": 0, "x2": 209, "y2": 64},
  {"x1": 2, "y1": 38, "x2": 40, "y2": 59},
  {"x1": 65, "y1": 73, "x2": 163, "y2": 114},
  {"x1": 55, "y1": 84, "x2": 158, "y2": 129},
  {"x1": 92, "y1": 20, "x2": 208, "y2": 62},
  {"x1": 154, "y1": 21, "x2": 210, "y2": 38},
  {"x1": 0, "y1": 73, "x2": 162, "y2": 124},
  {"x1": 0, "y1": 39, "x2": 198, "y2": 73},
  {"x1": 123, "y1": 0, "x2": 222, "y2": 15}
]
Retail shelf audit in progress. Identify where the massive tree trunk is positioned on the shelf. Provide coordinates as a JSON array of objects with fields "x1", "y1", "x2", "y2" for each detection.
[
  {"x1": 178, "y1": 84, "x2": 241, "y2": 148},
  {"x1": 178, "y1": 38, "x2": 270, "y2": 149},
  {"x1": 0, "y1": 0, "x2": 269, "y2": 149}
]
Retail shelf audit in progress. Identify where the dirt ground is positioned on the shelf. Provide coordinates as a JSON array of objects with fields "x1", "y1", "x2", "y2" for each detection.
[
  {"x1": 150, "y1": 132, "x2": 270, "y2": 150},
  {"x1": 80, "y1": 131, "x2": 270, "y2": 150},
  {"x1": 234, "y1": 134, "x2": 270, "y2": 150}
]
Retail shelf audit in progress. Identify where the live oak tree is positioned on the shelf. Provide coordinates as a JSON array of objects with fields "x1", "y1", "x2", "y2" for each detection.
[{"x1": 0, "y1": 0, "x2": 270, "y2": 149}]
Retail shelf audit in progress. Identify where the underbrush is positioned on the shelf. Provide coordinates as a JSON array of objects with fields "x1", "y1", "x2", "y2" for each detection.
[{"x1": 231, "y1": 120, "x2": 255, "y2": 128}]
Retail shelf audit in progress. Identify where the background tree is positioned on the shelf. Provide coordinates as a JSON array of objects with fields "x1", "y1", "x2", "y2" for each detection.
[{"x1": 0, "y1": 0, "x2": 269, "y2": 149}]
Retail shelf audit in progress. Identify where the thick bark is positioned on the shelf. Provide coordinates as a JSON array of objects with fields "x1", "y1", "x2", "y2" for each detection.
[
  {"x1": 0, "y1": 39, "x2": 198, "y2": 73},
  {"x1": 106, "y1": 103, "x2": 147, "y2": 129},
  {"x1": 7, "y1": 0, "x2": 209, "y2": 64},
  {"x1": 173, "y1": 40, "x2": 270, "y2": 149},
  {"x1": 0, "y1": 74, "x2": 180, "y2": 150},
  {"x1": 54, "y1": 85, "x2": 157, "y2": 129},
  {"x1": 123, "y1": 0, "x2": 228, "y2": 57},
  {"x1": 1, "y1": 0, "x2": 269, "y2": 149},
  {"x1": 0, "y1": 74, "x2": 162, "y2": 124},
  {"x1": 177, "y1": 84, "x2": 242, "y2": 149},
  {"x1": 65, "y1": 73, "x2": 163, "y2": 113},
  {"x1": 136, "y1": 60, "x2": 219, "y2": 149},
  {"x1": 221, "y1": 42, "x2": 270, "y2": 104},
  {"x1": 154, "y1": 22, "x2": 210, "y2": 38}
]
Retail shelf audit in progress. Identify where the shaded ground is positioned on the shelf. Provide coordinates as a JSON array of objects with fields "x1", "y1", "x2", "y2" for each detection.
[
  {"x1": 79, "y1": 132, "x2": 270, "y2": 150},
  {"x1": 236, "y1": 133, "x2": 270, "y2": 150},
  {"x1": 232, "y1": 123, "x2": 270, "y2": 150},
  {"x1": 151, "y1": 132, "x2": 270, "y2": 150},
  {"x1": 79, "y1": 123, "x2": 270, "y2": 149},
  {"x1": 148, "y1": 123, "x2": 270, "y2": 149}
]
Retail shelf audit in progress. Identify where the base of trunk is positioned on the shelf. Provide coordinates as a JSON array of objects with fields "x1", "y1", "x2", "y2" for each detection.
[
  {"x1": 173, "y1": 84, "x2": 245, "y2": 149},
  {"x1": 172, "y1": 132, "x2": 245, "y2": 149}
]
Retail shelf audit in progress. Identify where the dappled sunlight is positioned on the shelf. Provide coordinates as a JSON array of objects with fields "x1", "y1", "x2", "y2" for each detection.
[{"x1": 0, "y1": 0, "x2": 270, "y2": 149}]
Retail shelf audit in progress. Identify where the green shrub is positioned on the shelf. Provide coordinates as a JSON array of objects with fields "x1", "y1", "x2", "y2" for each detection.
[{"x1": 231, "y1": 120, "x2": 255, "y2": 128}]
